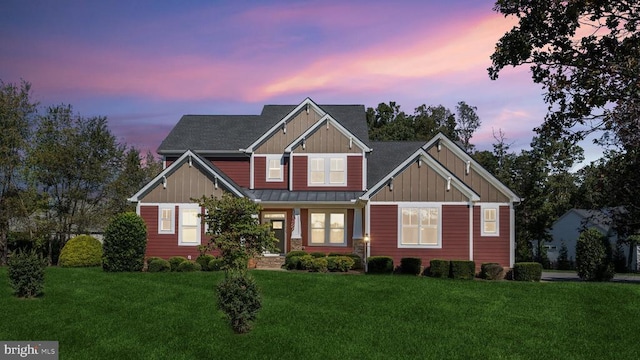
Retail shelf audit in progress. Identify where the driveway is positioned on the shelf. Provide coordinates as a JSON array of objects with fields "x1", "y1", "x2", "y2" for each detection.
[{"x1": 542, "y1": 271, "x2": 640, "y2": 283}]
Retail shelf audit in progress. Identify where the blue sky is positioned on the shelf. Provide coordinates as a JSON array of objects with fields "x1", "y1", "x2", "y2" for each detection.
[{"x1": 0, "y1": 0, "x2": 603, "y2": 163}]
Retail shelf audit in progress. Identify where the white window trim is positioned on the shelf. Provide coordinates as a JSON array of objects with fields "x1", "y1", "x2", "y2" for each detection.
[
  {"x1": 308, "y1": 210, "x2": 347, "y2": 247},
  {"x1": 307, "y1": 154, "x2": 347, "y2": 187},
  {"x1": 265, "y1": 155, "x2": 284, "y2": 182},
  {"x1": 158, "y1": 206, "x2": 175, "y2": 234},
  {"x1": 178, "y1": 204, "x2": 202, "y2": 246},
  {"x1": 397, "y1": 203, "x2": 442, "y2": 249},
  {"x1": 480, "y1": 204, "x2": 500, "y2": 237}
]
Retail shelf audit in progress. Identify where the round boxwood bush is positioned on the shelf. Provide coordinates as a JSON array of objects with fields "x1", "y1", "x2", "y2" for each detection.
[
  {"x1": 169, "y1": 256, "x2": 188, "y2": 271},
  {"x1": 147, "y1": 258, "x2": 171, "y2": 272},
  {"x1": 196, "y1": 254, "x2": 216, "y2": 271},
  {"x1": 208, "y1": 257, "x2": 224, "y2": 271},
  {"x1": 428, "y1": 259, "x2": 450, "y2": 278},
  {"x1": 177, "y1": 260, "x2": 202, "y2": 272},
  {"x1": 308, "y1": 257, "x2": 328, "y2": 272},
  {"x1": 285, "y1": 256, "x2": 302, "y2": 270},
  {"x1": 400, "y1": 257, "x2": 422, "y2": 275},
  {"x1": 299, "y1": 254, "x2": 315, "y2": 270},
  {"x1": 59, "y1": 235, "x2": 103, "y2": 267},
  {"x1": 513, "y1": 262, "x2": 542, "y2": 281},
  {"x1": 102, "y1": 212, "x2": 147, "y2": 272},
  {"x1": 576, "y1": 228, "x2": 615, "y2": 281},
  {"x1": 367, "y1": 256, "x2": 394, "y2": 274}
]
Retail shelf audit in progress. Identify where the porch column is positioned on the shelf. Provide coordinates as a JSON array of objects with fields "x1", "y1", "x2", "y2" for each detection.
[
  {"x1": 291, "y1": 208, "x2": 302, "y2": 251},
  {"x1": 353, "y1": 207, "x2": 363, "y2": 240}
]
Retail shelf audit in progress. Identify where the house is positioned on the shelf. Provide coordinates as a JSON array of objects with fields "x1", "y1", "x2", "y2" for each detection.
[
  {"x1": 129, "y1": 98, "x2": 520, "y2": 270},
  {"x1": 547, "y1": 208, "x2": 639, "y2": 271}
]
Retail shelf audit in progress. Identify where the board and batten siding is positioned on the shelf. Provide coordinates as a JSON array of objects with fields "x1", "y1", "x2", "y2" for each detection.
[
  {"x1": 255, "y1": 109, "x2": 322, "y2": 154},
  {"x1": 427, "y1": 145, "x2": 509, "y2": 203},
  {"x1": 139, "y1": 161, "x2": 226, "y2": 203},
  {"x1": 291, "y1": 122, "x2": 364, "y2": 154},
  {"x1": 140, "y1": 205, "x2": 214, "y2": 260},
  {"x1": 370, "y1": 160, "x2": 468, "y2": 202},
  {"x1": 473, "y1": 205, "x2": 511, "y2": 267},
  {"x1": 291, "y1": 155, "x2": 362, "y2": 191},
  {"x1": 369, "y1": 204, "x2": 470, "y2": 267}
]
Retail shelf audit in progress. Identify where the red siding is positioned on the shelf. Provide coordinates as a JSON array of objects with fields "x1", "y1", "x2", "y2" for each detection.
[
  {"x1": 473, "y1": 205, "x2": 511, "y2": 268},
  {"x1": 141, "y1": 205, "x2": 216, "y2": 260},
  {"x1": 165, "y1": 157, "x2": 178, "y2": 168},
  {"x1": 369, "y1": 204, "x2": 471, "y2": 268},
  {"x1": 211, "y1": 158, "x2": 250, "y2": 188},
  {"x1": 300, "y1": 209, "x2": 355, "y2": 253},
  {"x1": 254, "y1": 156, "x2": 289, "y2": 190},
  {"x1": 292, "y1": 155, "x2": 362, "y2": 191}
]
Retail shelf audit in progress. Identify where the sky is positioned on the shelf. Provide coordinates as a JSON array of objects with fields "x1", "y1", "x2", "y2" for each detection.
[{"x1": 0, "y1": 0, "x2": 603, "y2": 163}]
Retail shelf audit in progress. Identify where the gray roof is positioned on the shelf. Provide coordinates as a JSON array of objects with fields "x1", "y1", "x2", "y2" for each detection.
[
  {"x1": 158, "y1": 104, "x2": 369, "y2": 154},
  {"x1": 366, "y1": 141, "x2": 425, "y2": 188},
  {"x1": 245, "y1": 189, "x2": 363, "y2": 202}
]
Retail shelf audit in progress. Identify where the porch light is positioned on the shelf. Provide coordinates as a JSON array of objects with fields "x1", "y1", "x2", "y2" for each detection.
[{"x1": 364, "y1": 234, "x2": 370, "y2": 243}]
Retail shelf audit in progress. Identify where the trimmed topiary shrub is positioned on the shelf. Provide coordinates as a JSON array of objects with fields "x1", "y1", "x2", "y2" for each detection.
[
  {"x1": 513, "y1": 262, "x2": 542, "y2": 281},
  {"x1": 177, "y1": 260, "x2": 202, "y2": 272},
  {"x1": 327, "y1": 256, "x2": 355, "y2": 272},
  {"x1": 299, "y1": 254, "x2": 315, "y2": 270},
  {"x1": 428, "y1": 259, "x2": 450, "y2": 278},
  {"x1": 147, "y1": 258, "x2": 171, "y2": 272},
  {"x1": 310, "y1": 252, "x2": 326, "y2": 258},
  {"x1": 146, "y1": 257, "x2": 162, "y2": 265},
  {"x1": 367, "y1": 256, "x2": 394, "y2": 274},
  {"x1": 8, "y1": 250, "x2": 46, "y2": 298},
  {"x1": 400, "y1": 257, "x2": 422, "y2": 275},
  {"x1": 196, "y1": 254, "x2": 216, "y2": 271},
  {"x1": 285, "y1": 256, "x2": 302, "y2": 270},
  {"x1": 102, "y1": 212, "x2": 147, "y2": 272},
  {"x1": 576, "y1": 228, "x2": 615, "y2": 281},
  {"x1": 450, "y1": 260, "x2": 475, "y2": 280},
  {"x1": 59, "y1": 235, "x2": 103, "y2": 267},
  {"x1": 216, "y1": 272, "x2": 262, "y2": 334},
  {"x1": 208, "y1": 257, "x2": 224, "y2": 271},
  {"x1": 308, "y1": 257, "x2": 328, "y2": 272},
  {"x1": 480, "y1": 263, "x2": 504, "y2": 280},
  {"x1": 169, "y1": 256, "x2": 187, "y2": 271}
]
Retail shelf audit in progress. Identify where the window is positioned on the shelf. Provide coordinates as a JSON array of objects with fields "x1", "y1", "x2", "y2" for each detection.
[
  {"x1": 309, "y1": 211, "x2": 346, "y2": 246},
  {"x1": 266, "y1": 155, "x2": 283, "y2": 182},
  {"x1": 481, "y1": 205, "x2": 500, "y2": 236},
  {"x1": 308, "y1": 155, "x2": 346, "y2": 186},
  {"x1": 158, "y1": 207, "x2": 174, "y2": 234},
  {"x1": 179, "y1": 205, "x2": 201, "y2": 246},
  {"x1": 398, "y1": 205, "x2": 441, "y2": 248}
]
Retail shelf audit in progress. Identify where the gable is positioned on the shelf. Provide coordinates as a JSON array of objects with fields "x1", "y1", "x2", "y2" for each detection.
[
  {"x1": 290, "y1": 117, "x2": 367, "y2": 154},
  {"x1": 255, "y1": 106, "x2": 324, "y2": 154},
  {"x1": 425, "y1": 134, "x2": 519, "y2": 203}
]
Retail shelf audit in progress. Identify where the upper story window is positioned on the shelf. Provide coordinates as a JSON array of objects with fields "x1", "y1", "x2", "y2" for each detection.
[
  {"x1": 308, "y1": 155, "x2": 346, "y2": 186},
  {"x1": 266, "y1": 155, "x2": 283, "y2": 182},
  {"x1": 481, "y1": 205, "x2": 499, "y2": 236}
]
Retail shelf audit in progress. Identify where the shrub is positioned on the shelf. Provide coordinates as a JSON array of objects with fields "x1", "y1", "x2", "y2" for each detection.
[
  {"x1": 327, "y1": 252, "x2": 346, "y2": 257},
  {"x1": 147, "y1": 258, "x2": 171, "y2": 272},
  {"x1": 299, "y1": 254, "x2": 315, "y2": 270},
  {"x1": 556, "y1": 243, "x2": 573, "y2": 270},
  {"x1": 347, "y1": 254, "x2": 363, "y2": 270},
  {"x1": 327, "y1": 256, "x2": 355, "y2": 272},
  {"x1": 513, "y1": 262, "x2": 542, "y2": 281},
  {"x1": 367, "y1": 256, "x2": 393, "y2": 274},
  {"x1": 146, "y1": 257, "x2": 162, "y2": 265},
  {"x1": 58, "y1": 235, "x2": 103, "y2": 267},
  {"x1": 197, "y1": 254, "x2": 216, "y2": 271},
  {"x1": 400, "y1": 257, "x2": 422, "y2": 275},
  {"x1": 208, "y1": 257, "x2": 224, "y2": 271},
  {"x1": 308, "y1": 257, "x2": 328, "y2": 272},
  {"x1": 480, "y1": 263, "x2": 504, "y2": 280},
  {"x1": 8, "y1": 250, "x2": 46, "y2": 298},
  {"x1": 285, "y1": 256, "x2": 302, "y2": 270},
  {"x1": 102, "y1": 212, "x2": 147, "y2": 272},
  {"x1": 216, "y1": 272, "x2": 262, "y2": 334},
  {"x1": 310, "y1": 252, "x2": 326, "y2": 258},
  {"x1": 177, "y1": 260, "x2": 202, "y2": 272},
  {"x1": 576, "y1": 228, "x2": 615, "y2": 281},
  {"x1": 428, "y1": 259, "x2": 450, "y2": 278},
  {"x1": 450, "y1": 260, "x2": 475, "y2": 280},
  {"x1": 169, "y1": 256, "x2": 187, "y2": 271},
  {"x1": 285, "y1": 250, "x2": 308, "y2": 259}
]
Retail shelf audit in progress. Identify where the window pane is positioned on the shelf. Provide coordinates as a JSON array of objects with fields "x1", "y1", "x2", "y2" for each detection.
[
  {"x1": 329, "y1": 229, "x2": 344, "y2": 243},
  {"x1": 310, "y1": 171, "x2": 325, "y2": 184},
  {"x1": 311, "y1": 229, "x2": 325, "y2": 243},
  {"x1": 402, "y1": 208, "x2": 418, "y2": 225},
  {"x1": 329, "y1": 171, "x2": 344, "y2": 184},
  {"x1": 484, "y1": 222, "x2": 496, "y2": 233},
  {"x1": 330, "y1": 213, "x2": 344, "y2": 228},
  {"x1": 311, "y1": 213, "x2": 325, "y2": 228},
  {"x1": 181, "y1": 228, "x2": 198, "y2": 243},
  {"x1": 330, "y1": 158, "x2": 344, "y2": 171},
  {"x1": 421, "y1": 227, "x2": 438, "y2": 244},
  {"x1": 182, "y1": 209, "x2": 199, "y2": 226},
  {"x1": 402, "y1": 226, "x2": 418, "y2": 244},
  {"x1": 484, "y1": 208, "x2": 496, "y2": 221},
  {"x1": 160, "y1": 209, "x2": 172, "y2": 231},
  {"x1": 311, "y1": 158, "x2": 324, "y2": 171}
]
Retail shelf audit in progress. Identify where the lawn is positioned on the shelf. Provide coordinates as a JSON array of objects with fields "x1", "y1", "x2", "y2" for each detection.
[{"x1": 1, "y1": 268, "x2": 638, "y2": 360}]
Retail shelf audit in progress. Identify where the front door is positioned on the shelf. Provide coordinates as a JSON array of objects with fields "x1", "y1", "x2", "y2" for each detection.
[{"x1": 269, "y1": 219, "x2": 286, "y2": 254}]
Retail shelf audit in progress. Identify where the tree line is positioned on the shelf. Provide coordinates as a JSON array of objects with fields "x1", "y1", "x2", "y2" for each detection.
[{"x1": 0, "y1": 80, "x2": 161, "y2": 265}]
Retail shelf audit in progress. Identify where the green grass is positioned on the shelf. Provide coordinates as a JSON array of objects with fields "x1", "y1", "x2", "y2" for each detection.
[{"x1": 1, "y1": 268, "x2": 639, "y2": 360}]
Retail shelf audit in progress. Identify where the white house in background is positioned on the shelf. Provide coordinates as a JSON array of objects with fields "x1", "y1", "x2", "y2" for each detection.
[{"x1": 546, "y1": 208, "x2": 638, "y2": 271}]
